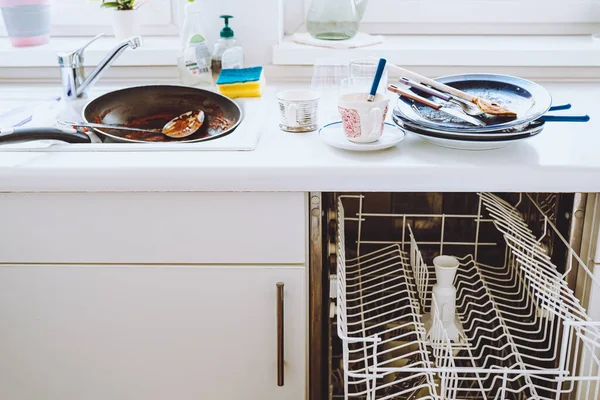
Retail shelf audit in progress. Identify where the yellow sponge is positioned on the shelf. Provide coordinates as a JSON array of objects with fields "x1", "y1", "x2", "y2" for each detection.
[
  {"x1": 216, "y1": 67, "x2": 265, "y2": 99},
  {"x1": 218, "y1": 79, "x2": 264, "y2": 98}
]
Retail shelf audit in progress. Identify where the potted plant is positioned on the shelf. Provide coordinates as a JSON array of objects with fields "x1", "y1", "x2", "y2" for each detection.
[
  {"x1": 100, "y1": 0, "x2": 146, "y2": 41},
  {"x1": 0, "y1": 0, "x2": 51, "y2": 47}
]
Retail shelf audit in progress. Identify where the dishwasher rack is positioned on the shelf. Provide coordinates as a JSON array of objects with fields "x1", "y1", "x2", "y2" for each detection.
[{"x1": 335, "y1": 193, "x2": 600, "y2": 400}]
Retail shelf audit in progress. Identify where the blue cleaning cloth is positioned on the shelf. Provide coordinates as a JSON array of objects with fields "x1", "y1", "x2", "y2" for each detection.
[{"x1": 216, "y1": 66, "x2": 263, "y2": 85}]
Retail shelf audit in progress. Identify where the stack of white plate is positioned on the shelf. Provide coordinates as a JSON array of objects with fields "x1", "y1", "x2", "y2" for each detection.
[{"x1": 391, "y1": 74, "x2": 552, "y2": 150}]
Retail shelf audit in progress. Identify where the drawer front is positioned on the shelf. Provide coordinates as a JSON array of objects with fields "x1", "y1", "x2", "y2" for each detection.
[
  {"x1": 0, "y1": 264, "x2": 306, "y2": 400},
  {"x1": 0, "y1": 192, "x2": 306, "y2": 264}
]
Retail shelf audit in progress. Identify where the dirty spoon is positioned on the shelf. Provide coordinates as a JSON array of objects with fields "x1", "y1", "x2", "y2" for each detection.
[
  {"x1": 162, "y1": 110, "x2": 205, "y2": 138},
  {"x1": 60, "y1": 110, "x2": 205, "y2": 139}
]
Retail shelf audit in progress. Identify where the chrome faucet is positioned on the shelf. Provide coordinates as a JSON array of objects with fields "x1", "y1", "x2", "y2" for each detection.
[{"x1": 58, "y1": 34, "x2": 142, "y2": 100}]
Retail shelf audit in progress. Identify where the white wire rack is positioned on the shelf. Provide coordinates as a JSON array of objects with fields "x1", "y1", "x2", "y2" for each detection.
[{"x1": 336, "y1": 193, "x2": 600, "y2": 400}]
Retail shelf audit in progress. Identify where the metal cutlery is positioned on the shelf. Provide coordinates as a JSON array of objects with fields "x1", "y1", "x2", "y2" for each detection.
[
  {"x1": 399, "y1": 77, "x2": 484, "y2": 117},
  {"x1": 59, "y1": 121, "x2": 165, "y2": 135},
  {"x1": 398, "y1": 79, "x2": 588, "y2": 122},
  {"x1": 388, "y1": 84, "x2": 486, "y2": 127},
  {"x1": 59, "y1": 110, "x2": 205, "y2": 139},
  {"x1": 387, "y1": 63, "x2": 517, "y2": 117}
]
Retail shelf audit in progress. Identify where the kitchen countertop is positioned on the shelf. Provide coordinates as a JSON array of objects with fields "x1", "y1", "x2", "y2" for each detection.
[{"x1": 0, "y1": 81, "x2": 598, "y2": 193}]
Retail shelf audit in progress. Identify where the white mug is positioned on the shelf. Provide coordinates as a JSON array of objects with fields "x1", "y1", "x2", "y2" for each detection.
[{"x1": 338, "y1": 93, "x2": 389, "y2": 143}]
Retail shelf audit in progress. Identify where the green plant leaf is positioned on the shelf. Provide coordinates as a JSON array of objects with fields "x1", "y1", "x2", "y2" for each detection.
[
  {"x1": 121, "y1": 0, "x2": 134, "y2": 10},
  {"x1": 101, "y1": 2, "x2": 121, "y2": 8}
]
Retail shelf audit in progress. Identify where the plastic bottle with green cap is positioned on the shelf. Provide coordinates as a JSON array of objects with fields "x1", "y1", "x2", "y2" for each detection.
[
  {"x1": 211, "y1": 15, "x2": 244, "y2": 82},
  {"x1": 177, "y1": 0, "x2": 212, "y2": 86}
]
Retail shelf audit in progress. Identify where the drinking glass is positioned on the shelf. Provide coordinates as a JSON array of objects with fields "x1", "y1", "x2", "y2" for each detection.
[
  {"x1": 311, "y1": 58, "x2": 350, "y2": 123},
  {"x1": 340, "y1": 77, "x2": 377, "y2": 96},
  {"x1": 349, "y1": 57, "x2": 388, "y2": 94}
]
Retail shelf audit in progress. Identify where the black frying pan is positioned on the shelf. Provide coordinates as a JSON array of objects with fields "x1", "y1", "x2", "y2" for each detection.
[
  {"x1": 0, "y1": 85, "x2": 242, "y2": 144},
  {"x1": 0, "y1": 127, "x2": 91, "y2": 144},
  {"x1": 82, "y1": 85, "x2": 243, "y2": 143}
]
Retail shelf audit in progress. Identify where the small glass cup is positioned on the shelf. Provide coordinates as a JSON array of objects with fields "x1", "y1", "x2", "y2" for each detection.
[
  {"x1": 277, "y1": 90, "x2": 321, "y2": 133},
  {"x1": 349, "y1": 57, "x2": 388, "y2": 94},
  {"x1": 310, "y1": 58, "x2": 350, "y2": 123},
  {"x1": 340, "y1": 77, "x2": 377, "y2": 96}
]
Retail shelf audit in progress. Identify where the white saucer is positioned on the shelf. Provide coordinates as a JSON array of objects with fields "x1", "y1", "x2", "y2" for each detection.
[{"x1": 319, "y1": 122, "x2": 406, "y2": 152}]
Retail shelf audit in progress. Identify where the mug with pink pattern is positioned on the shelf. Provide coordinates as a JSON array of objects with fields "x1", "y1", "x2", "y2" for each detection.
[{"x1": 338, "y1": 93, "x2": 389, "y2": 143}]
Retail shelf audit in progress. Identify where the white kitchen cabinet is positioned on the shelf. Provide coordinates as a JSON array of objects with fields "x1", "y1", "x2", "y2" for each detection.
[{"x1": 0, "y1": 264, "x2": 306, "y2": 400}]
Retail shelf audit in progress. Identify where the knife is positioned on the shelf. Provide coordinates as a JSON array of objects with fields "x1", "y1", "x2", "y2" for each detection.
[{"x1": 388, "y1": 84, "x2": 486, "y2": 127}]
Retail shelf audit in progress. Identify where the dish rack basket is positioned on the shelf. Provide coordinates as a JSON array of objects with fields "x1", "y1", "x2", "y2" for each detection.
[{"x1": 335, "y1": 193, "x2": 600, "y2": 400}]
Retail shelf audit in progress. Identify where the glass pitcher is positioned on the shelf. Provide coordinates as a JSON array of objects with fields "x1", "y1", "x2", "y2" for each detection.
[{"x1": 307, "y1": 0, "x2": 368, "y2": 40}]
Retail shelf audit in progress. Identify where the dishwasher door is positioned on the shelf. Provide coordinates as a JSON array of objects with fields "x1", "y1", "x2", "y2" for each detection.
[{"x1": 312, "y1": 192, "x2": 600, "y2": 400}]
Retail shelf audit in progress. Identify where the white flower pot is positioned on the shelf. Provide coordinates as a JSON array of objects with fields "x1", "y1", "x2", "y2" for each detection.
[{"x1": 110, "y1": 9, "x2": 140, "y2": 41}]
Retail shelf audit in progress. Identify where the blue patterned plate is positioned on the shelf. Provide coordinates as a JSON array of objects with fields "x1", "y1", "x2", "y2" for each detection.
[{"x1": 396, "y1": 73, "x2": 552, "y2": 132}]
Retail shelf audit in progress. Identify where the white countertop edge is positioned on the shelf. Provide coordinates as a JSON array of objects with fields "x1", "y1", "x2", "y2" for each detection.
[{"x1": 1, "y1": 166, "x2": 598, "y2": 193}]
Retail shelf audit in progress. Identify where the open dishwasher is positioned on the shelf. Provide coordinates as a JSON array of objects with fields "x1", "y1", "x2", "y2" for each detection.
[{"x1": 309, "y1": 192, "x2": 600, "y2": 400}]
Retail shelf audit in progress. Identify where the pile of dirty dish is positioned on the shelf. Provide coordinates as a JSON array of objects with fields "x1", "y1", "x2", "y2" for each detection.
[{"x1": 390, "y1": 73, "x2": 555, "y2": 150}]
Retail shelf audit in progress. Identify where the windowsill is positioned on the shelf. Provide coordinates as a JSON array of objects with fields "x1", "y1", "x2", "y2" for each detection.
[
  {"x1": 273, "y1": 34, "x2": 600, "y2": 68},
  {"x1": 2, "y1": 34, "x2": 600, "y2": 82},
  {"x1": 0, "y1": 36, "x2": 179, "y2": 67}
]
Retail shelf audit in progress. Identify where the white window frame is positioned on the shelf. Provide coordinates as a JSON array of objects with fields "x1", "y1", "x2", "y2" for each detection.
[
  {"x1": 0, "y1": 0, "x2": 181, "y2": 38},
  {"x1": 286, "y1": 0, "x2": 600, "y2": 35}
]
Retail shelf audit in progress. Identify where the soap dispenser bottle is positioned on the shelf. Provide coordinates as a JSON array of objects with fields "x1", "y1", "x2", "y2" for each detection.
[
  {"x1": 178, "y1": 0, "x2": 212, "y2": 86},
  {"x1": 211, "y1": 15, "x2": 244, "y2": 81}
]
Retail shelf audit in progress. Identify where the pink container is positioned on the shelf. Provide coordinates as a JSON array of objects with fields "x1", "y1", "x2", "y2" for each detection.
[{"x1": 0, "y1": 0, "x2": 50, "y2": 47}]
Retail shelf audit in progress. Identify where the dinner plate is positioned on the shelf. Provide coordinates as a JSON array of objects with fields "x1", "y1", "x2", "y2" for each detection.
[
  {"x1": 410, "y1": 132, "x2": 537, "y2": 150},
  {"x1": 319, "y1": 121, "x2": 406, "y2": 151},
  {"x1": 392, "y1": 108, "x2": 545, "y2": 141},
  {"x1": 396, "y1": 73, "x2": 552, "y2": 133},
  {"x1": 403, "y1": 123, "x2": 542, "y2": 150},
  {"x1": 394, "y1": 118, "x2": 544, "y2": 144}
]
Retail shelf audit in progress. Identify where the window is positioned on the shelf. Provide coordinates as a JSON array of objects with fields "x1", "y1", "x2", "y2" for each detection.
[
  {"x1": 286, "y1": 0, "x2": 600, "y2": 35},
  {"x1": 0, "y1": 0, "x2": 179, "y2": 37}
]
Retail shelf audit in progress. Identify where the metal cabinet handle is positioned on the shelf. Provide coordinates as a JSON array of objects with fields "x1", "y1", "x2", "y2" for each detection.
[{"x1": 276, "y1": 282, "x2": 285, "y2": 387}]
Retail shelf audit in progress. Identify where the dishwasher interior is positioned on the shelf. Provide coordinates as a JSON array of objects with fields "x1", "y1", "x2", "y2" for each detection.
[{"x1": 312, "y1": 192, "x2": 600, "y2": 400}]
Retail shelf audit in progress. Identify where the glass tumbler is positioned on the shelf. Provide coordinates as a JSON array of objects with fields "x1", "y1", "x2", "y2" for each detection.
[
  {"x1": 340, "y1": 77, "x2": 378, "y2": 96},
  {"x1": 310, "y1": 58, "x2": 350, "y2": 123},
  {"x1": 349, "y1": 57, "x2": 388, "y2": 94}
]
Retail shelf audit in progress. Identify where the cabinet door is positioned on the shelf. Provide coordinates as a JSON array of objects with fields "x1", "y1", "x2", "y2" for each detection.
[{"x1": 0, "y1": 265, "x2": 306, "y2": 400}]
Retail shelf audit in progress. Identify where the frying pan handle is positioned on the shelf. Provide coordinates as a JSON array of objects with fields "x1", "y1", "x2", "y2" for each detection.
[{"x1": 0, "y1": 127, "x2": 91, "y2": 144}]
